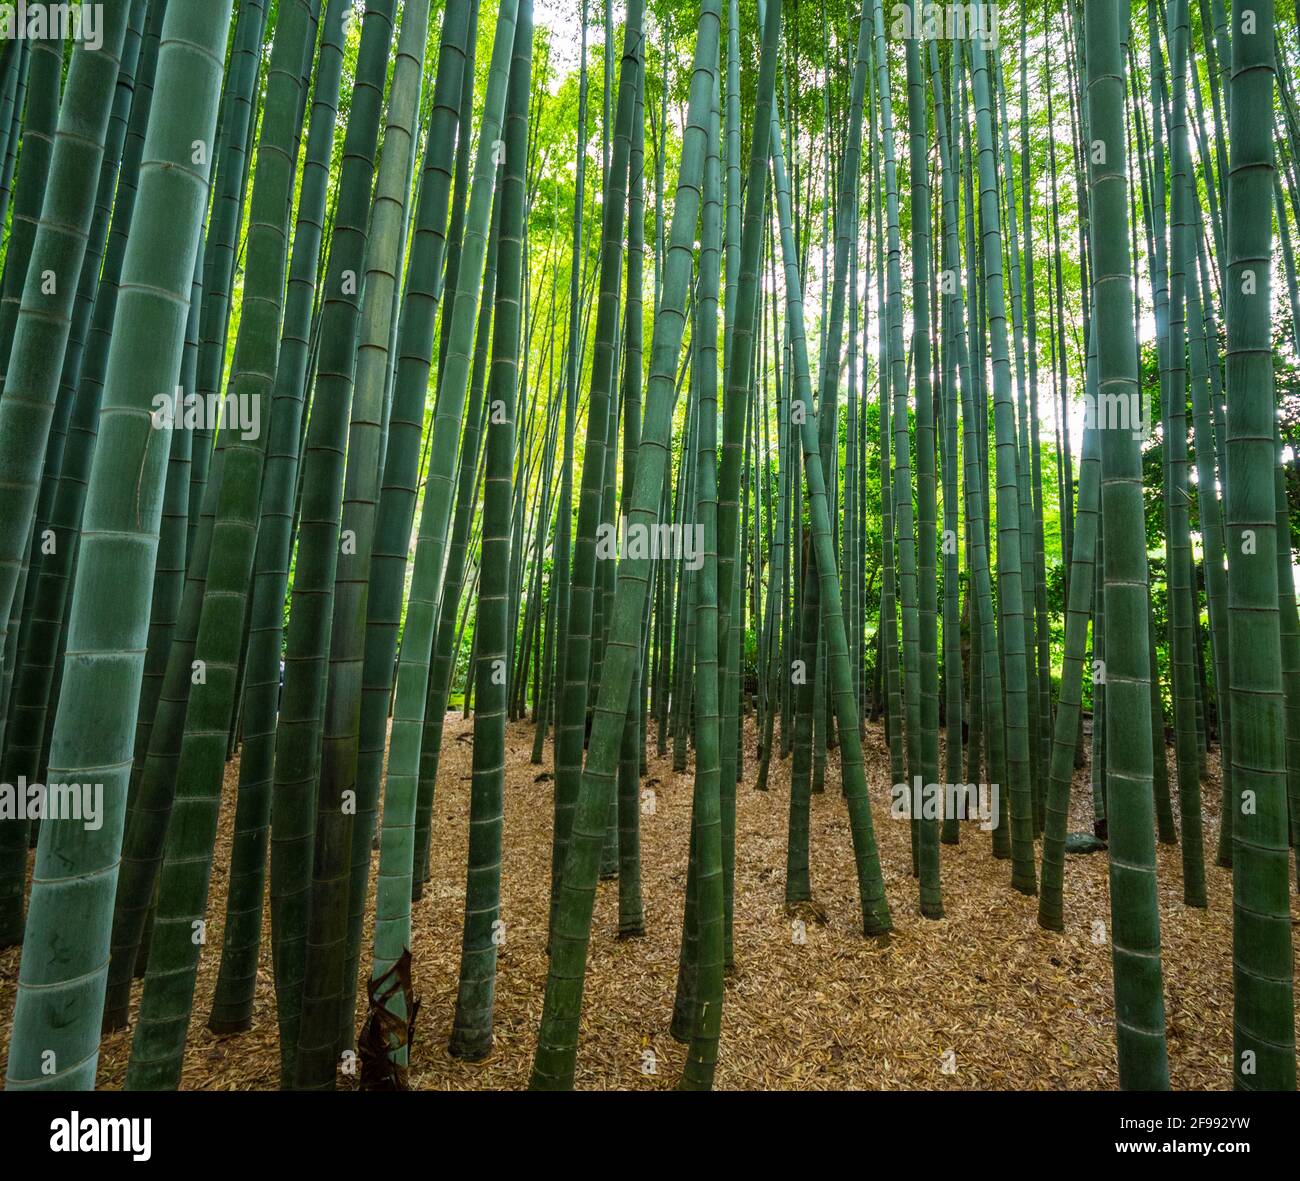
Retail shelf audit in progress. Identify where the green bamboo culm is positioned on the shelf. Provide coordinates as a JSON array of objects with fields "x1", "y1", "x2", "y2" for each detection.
[
  {"x1": 1084, "y1": 0, "x2": 1170, "y2": 1092},
  {"x1": 0, "y1": 0, "x2": 148, "y2": 831},
  {"x1": 615, "y1": 24, "x2": 647, "y2": 940},
  {"x1": 125, "y1": 0, "x2": 321, "y2": 1093},
  {"x1": 530, "y1": 0, "x2": 723, "y2": 1090},
  {"x1": 1186, "y1": 161, "x2": 1233, "y2": 880},
  {"x1": 712, "y1": 0, "x2": 784, "y2": 966},
  {"x1": 413, "y1": 200, "x2": 498, "y2": 843},
  {"x1": 969, "y1": 31, "x2": 1035, "y2": 895},
  {"x1": 0, "y1": 0, "x2": 156, "y2": 949},
  {"x1": 902, "y1": 0, "x2": 941, "y2": 917},
  {"x1": 0, "y1": 6, "x2": 137, "y2": 921},
  {"x1": 0, "y1": 31, "x2": 59, "y2": 389},
  {"x1": 769, "y1": 0, "x2": 889, "y2": 940},
  {"x1": 873, "y1": 0, "x2": 924, "y2": 884},
  {"x1": 448, "y1": 0, "x2": 532, "y2": 1063},
  {"x1": 293, "y1": 0, "x2": 429, "y2": 1093},
  {"x1": 207, "y1": 0, "x2": 350, "y2": 1037},
  {"x1": 407, "y1": 3, "x2": 493, "y2": 901},
  {"x1": 0, "y1": 40, "x2": 28, "y2": 243},
  {"x1": 873, "y1": 15, "x2": 904, "y2": 814},
  {"x1": 0, "y1": 24, "x2": 129, "y2": 774},
  {"x1": 1164, "y1": 0, "x2": 1206, "y2": 908},
  {"x1": 548, "y1": 0, "x2": 644, "y2": 945},
  {"x1": 341, "y1": 0, "x2": 477, "y2": 1042},
  {"x1": 21, "y1": 1, "x2": 166, "y2": 1002},
  {"x1": 4, "y1": 0, "x2": 232, "y2": 1091},
  {"x1": 1038, "y1": 415, "x2": 1100, "y2": 932},
  {"x1": 269, "y1": 0, "x2": 399, "y2": 1089},
  {"x1": 675, "y1": 0, "x2": 781, "y2": 1020},
  {"x1": 930, "y1": 35, "x2": 963, "y2": 850},
  {"x1": 952, "y1": 38, "x2": 1006, "y2": 856},
  {"x1": 366, "y1": 0, "x2": 520, "y2": 1082},
  {"x1": 679, "y1": 56, "x2": 724, "y2": 1093},
  {"x1": 543, "y1": 0, "x2": 587, "y2": 931},
  {"x1": 183, "y1": 0, "x2": 271, "y2": 559},
  {"x1": 0, "y1": 7, "x2": 131, "y2": 762},
  {"x1": 1223, "y1": 0, "x2": 1296, "y2": 1093}
]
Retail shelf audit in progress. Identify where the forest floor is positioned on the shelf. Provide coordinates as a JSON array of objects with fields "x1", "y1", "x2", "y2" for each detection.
[{"x1": 3, "y1": 711, "x2": 1292, "y2": 1090}]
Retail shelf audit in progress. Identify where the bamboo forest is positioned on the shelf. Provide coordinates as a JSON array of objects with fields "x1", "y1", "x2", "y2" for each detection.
[{"x1": 0, "y1": 0, "x2": 1297, "y2": 1115}]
